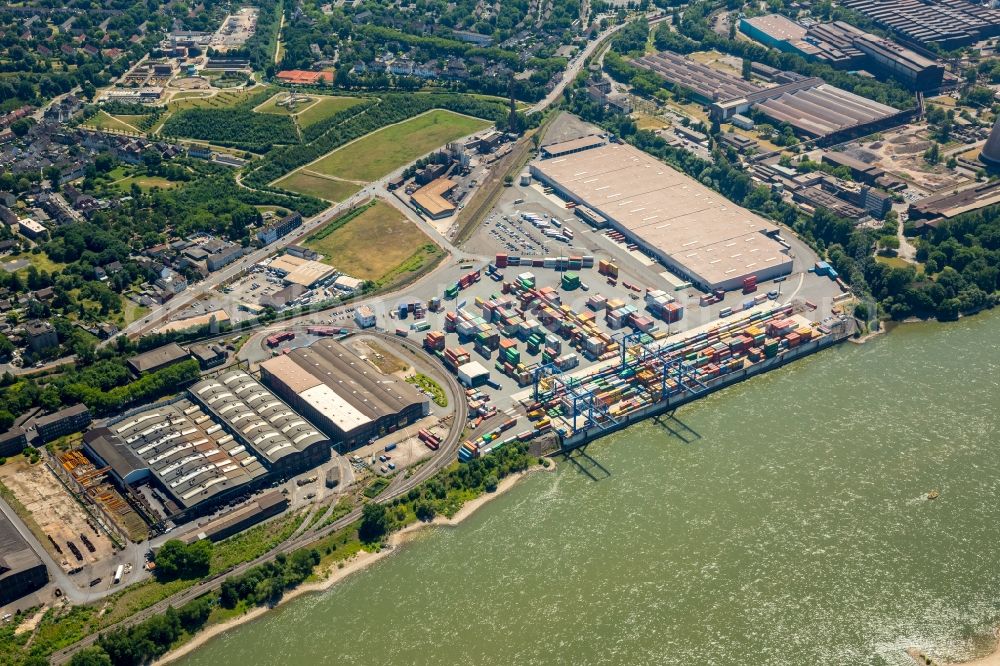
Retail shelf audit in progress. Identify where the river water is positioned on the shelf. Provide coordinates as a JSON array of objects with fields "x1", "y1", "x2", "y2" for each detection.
[{"x1": 178, "y1": 314, "x2": 1000, "y2": 666}]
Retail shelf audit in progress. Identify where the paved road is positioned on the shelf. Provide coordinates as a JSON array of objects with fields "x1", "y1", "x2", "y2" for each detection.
[
  {"x1": 50, "y1": 331, "x2": 467, "y2": 664},
  {"x1": 45, "y1": 18, "x2": 661, "y2": 656},
  {"x1": 529, "y1": 13, "x2": 667, "y2": 114}
]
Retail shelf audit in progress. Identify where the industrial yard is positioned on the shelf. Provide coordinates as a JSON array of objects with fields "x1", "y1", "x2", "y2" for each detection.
[{"x1": 0, "y1": 458, "x2": 116, "y2": 572}]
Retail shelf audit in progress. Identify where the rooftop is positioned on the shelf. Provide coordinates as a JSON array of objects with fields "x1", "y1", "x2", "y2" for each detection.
[
  {"x1": 86, "y1": 399, "x2": 268, "y2": 510},
  {"x1": 541, "y1": 134, "x2": 606, "y2": 157},
  {"x1": 632, "y1": 52, "x2": 761, "y2": 103},
  {"x1": 268, "y1": 255, "x2": 337, "y2": 288},
  {"x1": 411, "y1": 177, "x2": 457, "y2": 217},
  {"x1": 156, "y1": 310, "x2": 231, "y2": 335},
  {"x1": 34, "y1": 403, "x2": 89, "y2": 429},
  {"x1": 531, "y1": 143, "x2": 790, "y2": 287},
  {"x1": 189, "y1": 371, "x2": 327, "y2": 466},
  {"x1": 127, "y1": 343, "x2": 190, "y2": 374},
  {"x1": 0, "y1": 512, "x2": 44, "y2": 579},
  {"x1": 260, "y1": 338, "x2": 427, "y2": 436},
  {"x1": 910, "y1": 180, "x2": 1000, "y2": 220}
]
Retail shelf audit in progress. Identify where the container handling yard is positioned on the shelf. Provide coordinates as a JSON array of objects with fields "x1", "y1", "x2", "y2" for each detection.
[
  {"x1": 427, "y1": 269, "x2": 853, "y2": 461},
  {"x1": 385, "y1": 123, "x2": 856, "y2": 463}
]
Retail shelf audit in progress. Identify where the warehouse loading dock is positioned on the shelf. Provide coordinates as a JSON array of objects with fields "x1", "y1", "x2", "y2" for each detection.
[{"x1": 529, "y1": 143, "x2": 792, "y2": 292}]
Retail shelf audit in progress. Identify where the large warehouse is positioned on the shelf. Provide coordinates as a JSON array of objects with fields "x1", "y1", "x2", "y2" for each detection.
[
  {"x1": 740, "y1": 16, "x2": 945, "y2": 91},
  {"x1": 530, "y1": 143, "x2": 792, "y2": 291},
  {"x1": 632, "y1": 51, "x2": 902, "y2": 139},
  {"x1": 83, "y1": 398, "x2": 270, "y2": 520},
  {"x1": 189, "y1": 371, "x2": 331, "y2": 476},
  {"x1": 839, "y1": 0, "x2": 1000, "y2": 49},
  {"x1": 260, "y1": 338, "x2": 430, "y2": 451}
]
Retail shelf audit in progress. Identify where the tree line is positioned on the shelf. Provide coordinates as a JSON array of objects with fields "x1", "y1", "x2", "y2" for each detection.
[{"x1": 160, "y1": 88, "x2": 298, "y2": 152}]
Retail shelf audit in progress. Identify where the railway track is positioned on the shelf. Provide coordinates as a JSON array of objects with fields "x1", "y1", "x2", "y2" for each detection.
[{"x1": 51, "y1": 332, "x2": 467, "y2": 664}]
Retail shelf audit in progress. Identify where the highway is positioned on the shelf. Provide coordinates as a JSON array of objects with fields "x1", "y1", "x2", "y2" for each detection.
[{"x1": 50, "y1": 331, "x2": 468, "y2": 664}]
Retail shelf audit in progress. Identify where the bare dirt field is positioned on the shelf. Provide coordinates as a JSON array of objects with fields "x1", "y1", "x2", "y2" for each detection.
[{"x1": 0, "y1": 459, "x2": 115, "y2": 571}]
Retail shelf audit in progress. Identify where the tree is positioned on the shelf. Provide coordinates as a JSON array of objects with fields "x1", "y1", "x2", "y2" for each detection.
[
  {"x1": 11, "y1": 119, "x2": 30, "y2": 138},
  {"x1": 414, "y1": 500, "x2": 436, "y2": 522},
  {"x1": 359, "y1": 502, "x2": 390, "y2": 543},
  {"x1": 923, "y1": 142, "x2": 941, "y2": 165},
  {"x1": 69, "y1": 646, "x2": 113, "y2": 666},
  {"x1": 484, "y1": 474, "x2": 499, "y2": 492},
  {"x1": 741, "y1": 57, "x2": 752, "y2": 81},
  {"x1": 153, "y1": 539, "x2": 212, "y2": 580},
  {"x1": 877, "y1": 235, "x2": 900, "y2": 255}
]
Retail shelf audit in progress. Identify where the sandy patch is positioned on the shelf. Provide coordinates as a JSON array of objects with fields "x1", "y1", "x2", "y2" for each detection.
[{"x1": 152, "y1": 464, "x2": 549, "y2": 665}]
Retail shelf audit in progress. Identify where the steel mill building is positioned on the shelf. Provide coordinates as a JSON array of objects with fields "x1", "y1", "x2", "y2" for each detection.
[
  {"x1": 259, "y1": 338, "x2": 430, "y2": 451},
  {"x1": 83, "y1": 371, "x2": 330, "y2": 521},
  {"x1": 530, "y1": 142, "x2": 793, "y2": 291}
]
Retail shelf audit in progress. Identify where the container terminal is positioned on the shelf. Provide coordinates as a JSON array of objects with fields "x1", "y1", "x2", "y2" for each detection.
[{"x1": 450, "y1": 274, "x2": 853, "y2": 460}]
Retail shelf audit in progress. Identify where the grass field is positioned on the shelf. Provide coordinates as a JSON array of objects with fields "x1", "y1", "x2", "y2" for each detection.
[
  {"x1": 304, "y1": 200, "x2": 442, "y2": 282},
  {"x1": 255, "y1": 92, "x2": 363, "y2": 127},
  {"x1": 82, "y1": 110, "x2": 139, "y2": 133},
  {"x1": 296, "y1": 96, "x2": 364, "y2": 128},
  {"x1": 274, "y1": 170, "x2": 361, "y2": 201},
  {"x1": 113, "y1": 175, "x2": 180, "y2": 192},
  {"x1": 306, "y1": 109, "x2": 491, "y2": 182},
  {"x1": 166, "y1": 87, "x2": 266, "y2": 113},
  {"x1": 876, "y1": 255, "x2": 925, "y2": 274},
  {"x1": 3, "y1": 251, "x2": 69, "y2": 274}
]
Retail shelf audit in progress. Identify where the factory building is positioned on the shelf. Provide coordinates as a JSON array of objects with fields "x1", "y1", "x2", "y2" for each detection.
[
  {"x1": 411, "y1": 178, "x2": 458, "y2": 219},
  {"x1": 182, "y1": 492, "x2": 288, "y2": 544},
  {"x1": 83, "y1": 398, "x2": 270, "y2": 520},
  {"x1": 530, "y1": 143, "x2": 792, "y2": 292},
  {"x1": 908, "y1": 180, "x2": 1000, "y2": 226},
  {"x1": 540, "y1": 135, "x2": 606, "y2": 159},
  {"x1": 0, "y1": 513, "x2": 48, "y2": 605},
  {"x1": 189, "y1": 371, "x2": 330, "y2": 477},
  {"x1": 839, "y1": 0, "x2": 1000, "y2": 49},
  {"x1": 127, "y1": 343, "x2": 191, "y2": 376},
  {"x1": 267, "y1": 254, "x2": 338, "y2": 288},
  {"x1": 740, "y1": 16, "x2": 945, "y2": 91},
  {"x1": 632, "y1": 52, "x2": 760, "y2": 104},
  {"x1": 632, "y1": 51, "x2": 903, "y2": 139},
  {"x1": 259, "y1": 338, "x2": 430, "y2": 451}
]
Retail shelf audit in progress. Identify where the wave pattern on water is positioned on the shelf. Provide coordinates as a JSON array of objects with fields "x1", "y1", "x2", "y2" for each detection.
[{"x1": 177, "y1": 314, "x2": 1000, "y2": 666}]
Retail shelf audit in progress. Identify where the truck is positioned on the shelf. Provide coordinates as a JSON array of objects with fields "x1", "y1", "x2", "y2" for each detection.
[{"x1": 113, "y1": 564, "x2": 124, "y2": 585}]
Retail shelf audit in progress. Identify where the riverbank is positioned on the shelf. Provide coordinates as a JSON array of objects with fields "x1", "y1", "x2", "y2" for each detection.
[
  {"x1": 152, "y1": 464, "x2": 547, "y2": 666},
  {"x1": 907, "y1": 631, "x2": 1000, "y2": 666},
  {"x1": 952, "y1": 642, "x2": 1000, "y2": 666}
]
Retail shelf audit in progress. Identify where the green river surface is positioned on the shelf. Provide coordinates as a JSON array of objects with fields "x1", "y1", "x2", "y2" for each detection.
[{"x1": 177, "y1": 313, "x2": 1000, "y2": 666}]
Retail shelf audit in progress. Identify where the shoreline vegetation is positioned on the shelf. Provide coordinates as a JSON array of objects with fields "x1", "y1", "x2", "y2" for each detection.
[{"x1": 150, "y1": 464, "x2": 549, "y2": 666}]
